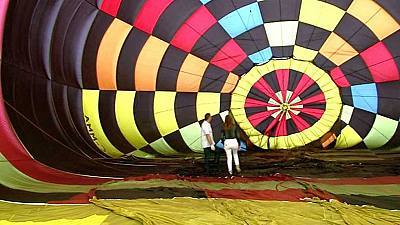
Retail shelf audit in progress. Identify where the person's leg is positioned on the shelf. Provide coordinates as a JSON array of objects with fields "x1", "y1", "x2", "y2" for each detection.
[
  {"x1": 203, "y1": 147, "x2": 211, "y2": 174},
  {"x1": 224, "y1": 147, "x2": 233, "y2": 175},
  {"x1": 232, "y1": 146, "x2": 241, "y2": 173}
]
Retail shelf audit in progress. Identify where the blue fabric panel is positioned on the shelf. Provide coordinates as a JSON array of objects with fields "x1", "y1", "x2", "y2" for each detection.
[
  {"x1": 249, "y1": 47, "x2": 272, "y2": 64},
  {"x1": 218, "y1": 2, "x2": 263, "y2": 38},
  {"x1": 351, "y1": 83, "x2": 378, "y2": 113}
]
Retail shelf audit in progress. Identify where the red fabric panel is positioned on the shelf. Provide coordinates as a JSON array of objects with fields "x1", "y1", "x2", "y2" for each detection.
[
  {"x1": 171, "y1": 6, "x2": 217, "y2": 52},
  {"x1": 264, "y1": 114, "x2": 281, "y2": 135},
  {"x1": 254, "y1": 78, "x2": 281, "y2": 103},
  {"x1": 289, "y1": 111, "x2": 309, "y2": 131},
  {"x1": 299, "y1": 108, "x2": 324, "y2": 119},
  {"x1": 294, "y1": 93, "x2": 325, "y2": 105},
  {"x1": 248, "y1": 110, "x2": 279, "y2": 127},
  {"x1": 275, "y1": 115, "x2": 288, "y2": 136},
  {"x1": 100, "y1": 0, "x2": 123, "y2": 17},
  {"x1": 289, "y1": 74, "x2": 314, "y2": 102},
  {"x1": 360, "y1": 42, "x2": 399, "y2": 83},
  {"x1": 133, "y1": 0, "x2": 173, "y2": 34},
  {"x1": 330, "y1": 67, "x2": 350, "y2": 87},
  {"x1": 276, "y1": 69, "x2": 290, "y2": 102},
  {"x1": 245, "y1": 98, "x2": 276, "y2": 108},
  {"x1": 210, "y1": 39, "x2": 247, "y2": 72}
]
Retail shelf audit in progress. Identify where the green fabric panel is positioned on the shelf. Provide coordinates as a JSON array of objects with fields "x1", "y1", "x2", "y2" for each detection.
[{"x1": 364, "y1": 115, "x2": 398, "y2": 148}]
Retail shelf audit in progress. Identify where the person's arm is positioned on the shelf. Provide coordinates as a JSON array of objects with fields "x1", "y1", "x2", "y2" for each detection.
[
  {"x1": 221, "y1": 129, "x2": 225, "y2": 144},
  {"x1": 235, "y1": 126, "x2": 241, "y2": 145}
]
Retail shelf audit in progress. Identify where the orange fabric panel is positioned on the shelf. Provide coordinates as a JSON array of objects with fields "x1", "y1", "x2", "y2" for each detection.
[
  {"x1": 319, "y1": 33, "x2": 358, "y2": 66},
  {"x1": 221, "y1": 73, "x2": 239, "y2": 93},
  {"x1": 135, "y1": 36, "x2": 169, "y2": 91},
  {"x1": 97, "y1": 19, "x2": 131, "y2": 90},
  {"x1": 176, "y1": 54, "x2": 208, "y2": 92}
]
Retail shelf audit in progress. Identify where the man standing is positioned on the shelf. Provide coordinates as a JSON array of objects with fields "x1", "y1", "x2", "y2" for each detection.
[{"x1": 201, "y1": 113, "x2": 215, "y2": 174}]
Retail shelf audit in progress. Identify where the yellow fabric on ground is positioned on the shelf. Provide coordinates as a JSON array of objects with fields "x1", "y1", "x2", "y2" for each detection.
[
  {"x1": 91, "y1": 198, "x2": 400, "y2": 225},
  {"x1": 1, "y1": 198, "x2": 399, "y2": 225}
]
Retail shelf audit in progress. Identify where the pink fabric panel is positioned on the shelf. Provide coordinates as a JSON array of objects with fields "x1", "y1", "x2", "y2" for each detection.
[
  {"x1": 100, "y1": 0, "x2": 123, "y2": 17},
  {"x1": 170, "y1": 6, "x2": 217, "y2": 52},
  {"x1": 133, "y1": 0, "x2": 173, "y2": 34},
  {"x1": 330, "y1": 67, "x2": 350, "y2": 87},
  {"x1": 210, "y1": 39, "x2": 247, "y2": 72}
]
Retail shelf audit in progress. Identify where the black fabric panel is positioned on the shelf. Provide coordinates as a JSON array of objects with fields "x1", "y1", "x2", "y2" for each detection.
[
  {"x1": 349, "y1": 108, "x2": 376, "y2": 138},
  {"x1": 134, "y1": 92, "x2": 161, "y2": 143},
  {"x1": 220, "y1": 94, "x2": 231, "y2": 112},
  {"x1": 245, "y1": 107, "x2": 267, "y2": 116},
  {"x1": 255, "y1": 117, "x2": 274, "y2": 135},
  {"x1": 82, "y1": 11, "x2": 113, "y2": 89},
  {"x1": 376, "y1": 81, "x2": 400, "y2": 120},
  {"x1": 298, "y1": 84, "x2": 321, "y2": 100},
  {"x1": 96, "y1": 187, "x2": 207, "y2": 200},
  {"x1": 288, "y1": 70, "x2": 303, "y2": 92},
  {"x1": 248, "y1": 86, "x2": 270, "y2": 102},
  {"x1": 140, "y1": 145, "x2": 162, "y2": 156},
  {"x1": 232, "y1": 58, "x2": 254, "y2": 75},
  {"x1": 340, "y1": 87, "x2": 353, "y2": 106},
  {"x1": 375, "y1": 0, "x2": 400, "y2": 23},
  {"x1": 205, "y1": 0, "x2": 255, "y2": 20},
  {"x1": 304, "y1": 103, "x2": 326, "y2": 110},
  {"x1": 210, "y1": 114, "x2": 224, "y2": 142},
  {"x1": 0, "y1": 184, "x2": 80, "y2": 204},
  {"x1": 68, "y1": 85, "x2": 108, "y2": 158},
  {"x1": 175, "y1": 93, "x2": 198, "y2": 127},
  {"x1": 286, "y1": 118, "x2": 297, "y2": 135},
  {"x1": 51, "y1": 0, "x2": 83, "y2": 86},
  {"x1": 29, "y1": 0, "x2": 63, "y2": 79},
  {"x1": 2, "y1": 0, "x2": 37, "y2": 72},
  {"x1": 117, "y1": 28, "x2": 149, "y2": 90},
  {"x1": 192, "y1": 23, "x2": 231, "y2": 61},
  {"x1": 259, "y1": 0, "x2": 301, "y2": 22},
  {"x1": 200, "y1": 65, "x2": 229, "y2": 93},
  {"x1": 98, "y1": 91, "x2": 135, "y2": 154},
  {"x1": 0, "y1": 64, "x2": 16, "y2": 106},
  {"x1": 164, "y1": 131, "x2": 193, "y2": 153},
  {"x1": 324, "y1": 0, "x2": 352, "y2": 10},
  {"x1": 296, "y1": 22, "x2": 331, "y2": 51},
  {"x1": 62, "y1": 2, "x2": 98, "y2": 88},
  {"x1": 117, "y1": 0, "x2": 146, "y2": 24},
  {"x1": 313, "y1": 53, "x2": 336, "y2": 73},
  {"x1": 263, "y1": 71, "x2": 280, "y2": 93},
  {"x1": 339, "y1": 56, "x2": 374, "y2": 85},
  {"x1": 156, "y1": 46, "x2": 187, "y2": 91},
  {"x1": 383, "y1": 30, "x2": 400, "y2": 72},
  {"x1": 52, "y1": 84, "x2": 105, "y2": 158},
  {"x1": 334, "y1": 13, "x2": 379, "y2": 52},
  {"x1": 299, "y1": 112, "x2": 318, "y2": 125},
  {"x1": 271, "y1": 46, "x2": 293, "y2": 58},
  {"x1": 234, "y1": 25, "x2": 269, "y2": 55},
  {"x1": 153, "y1": 0, "x2": 201, "y2": 42},
  {"x1": 3, "y1": 1, "x2": 38, "y2": 74},
  {"x1": 337, "y1": 195, "x2": 400, "y2": 210}
]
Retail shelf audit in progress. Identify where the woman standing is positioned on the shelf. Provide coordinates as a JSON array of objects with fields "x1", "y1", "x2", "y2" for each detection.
[{"x1": 221, "y1": 114, "x2": 241, "y2": 176}]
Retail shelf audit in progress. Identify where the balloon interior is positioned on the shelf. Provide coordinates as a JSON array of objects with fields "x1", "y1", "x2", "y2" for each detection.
[{"x1": 0, "y1": 1, "x2": 400, "y2": 224}]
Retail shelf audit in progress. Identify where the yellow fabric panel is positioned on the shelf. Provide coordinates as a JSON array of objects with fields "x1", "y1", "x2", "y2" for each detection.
[
  {"x1": 335, "y1": 125, "x2": 363, "y2": 149},
  {"x1": 299, "y1": 0, "x2": 345, "y2": 31},
  {"x1": 150, "y1": 138, "x2": 178, "y2": 155},
  {"x1": 176, "y1": 54, "x2": 208, "y2": 92},
  {"x1": 180, "y1": 122, "x2": 203, "y2": 153},
  {"x1": 154, "y1": 92, "x2": 179, "y2": 136},
  {"x1": 221, "y1": 73, "x2": 239, "y2": 93},
  {"x1": 96, "y1": 19, "x2": 131, "y2": 90},
  {"x1": 196, "y1": 93, "x2": 220, "y2": 120},
  {"x1": 347, "y1": 0, "x2": 400, "y2": 40},
  {"x1": 320, "y1": 33, "x2": 358, "y2": 66},
  {"x1": 82, "y1": 90, "x2": 124, "y2": 158},
  {"x1": 0, "y1": 201, "x2": 137, "y2": 225},
  {"x1": 293, "y1": 45, "x2": 318, "y2": 61},
  {"x1": 232, "y1": 59, "x2": 342, "y2": 149},
  {"x1": 115, "y1": 91, "x2": 148, "y2": 149},
  {"x1": 135, "y1": 36, "x2": 169, "y2": 91},
  {"x1": 91, "y1": 198, "x2": 400, "y2": 225}
]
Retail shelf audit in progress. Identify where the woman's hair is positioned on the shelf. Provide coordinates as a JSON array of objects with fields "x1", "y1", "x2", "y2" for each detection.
[{"x1": 223, "y1": 115, "x2": 235, "y2": 130}]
